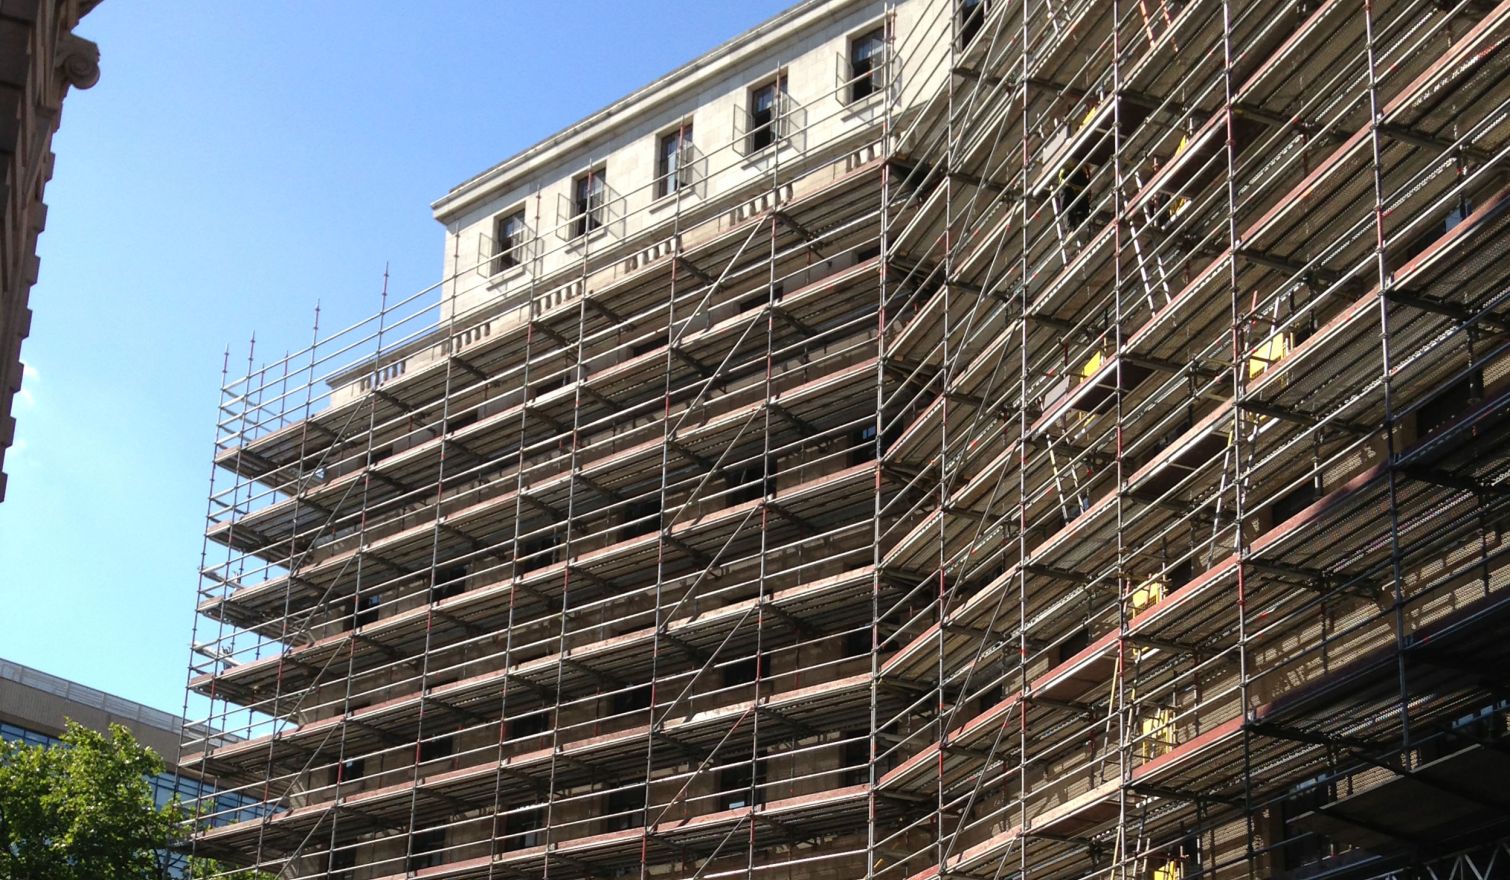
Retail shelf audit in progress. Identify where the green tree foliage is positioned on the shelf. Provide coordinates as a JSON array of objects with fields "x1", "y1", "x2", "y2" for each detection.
[
  {"x1": 0, "y1": 721, "x2": 175, "y2": 880},
  {"x1": 0, "y1": 720, "x2": 268, "y2": 880}
]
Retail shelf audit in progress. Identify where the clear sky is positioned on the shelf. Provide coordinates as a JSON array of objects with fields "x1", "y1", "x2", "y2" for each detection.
[{"x1": 0, "y1": 1, "x2": 793, "y2": 716}]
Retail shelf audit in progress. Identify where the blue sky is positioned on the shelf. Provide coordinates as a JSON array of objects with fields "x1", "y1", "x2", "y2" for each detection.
[{"x1": 0, "y1": 1, "x2": 792, "y2": 715}]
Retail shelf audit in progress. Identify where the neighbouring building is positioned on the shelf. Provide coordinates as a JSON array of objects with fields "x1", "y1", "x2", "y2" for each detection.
[
  {"x1": 183, "y1": 1, "x2": 1510, "y2": 879},
  {"x1": 0, "y1": 658, "x2": 260, "y2": 875},
  {"x1": 0, "y1": 0, "x2": 101, "y2": 502}
]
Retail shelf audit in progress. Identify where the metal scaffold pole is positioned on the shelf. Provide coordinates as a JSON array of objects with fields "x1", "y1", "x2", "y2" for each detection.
[{"x1": 178, "y1": 2, "x2": 1510, "y2": 878}]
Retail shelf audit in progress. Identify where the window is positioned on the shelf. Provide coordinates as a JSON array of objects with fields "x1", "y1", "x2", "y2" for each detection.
[
  {"x1": 446, "y1": 407, "x2": 479, "y2": 434},
  {"x1": 572, "y1": 168, "x2": 607, "y2": 238},
  {"x1": 843, "y1": 625, "x2": 871, "y2": 658},
  {"x1": 718, "y1": 755, "x2": 767, "y2": 810},
  {"x1": 332, "y1": 754, "x2": 366, "y2": 786},
  {"x1": 723, "y1": 653, "x2": 765, "y2": 688},
  {"x1": 327, "y1": 848, "x2": 357, "y2": 880},
  {"x1": 898, "y1": 159, "x2": 940, "y2": 199},
  {"x1": 959, "y1": 0, "x2": 989, "y2": 47},
  {"x1": 431, "y1": 563, "x2": 468, "y2": 603},
  {"x1": 1166, "y1": 558, "x2": 1194, "y2": 590},
  {"x1": 1271, "y1": 481, "x2": 1320, "y2": 525},
  {"x1": 657, "y1": 124, "x2": 693, "y2": 198},
  {"x1": 1279, "y1": 776, "x2": 1336, "y2": 871},
  {"x1": 0, "y1": 722, "x2": 56, "y2": 748},
  {"x1": 408, "y1": 828, "x2": 446, "y2": 871},
  {"x1": 849, "y1": 27, "x2": 886, "y2": 102},
  {"x1": 1055, "y1": 626, "x2": 1090, "y2": 665},
  {"x1": 612, "y1": 683, "x2": 652, "y2": 715},
  {"x1": 975, "y1": 682, "x2": 1005, "y2": 715},
  {"x1": 517, "y1": 535, "x2": 559, "y2": 574},
  {"x1": 604, "y1": 784, "x2": 645, "y2": 832},
  {"x1": 503, "y1": 808, "x2": 543, "y2": 851},
  {"x1": 738, "y1": 282, "x2": 782, "y2": 313},
  {"x1": 841, "y1": 732, "x2": 869, "y2": 786},
  {"x1": 491, "y1": 209, "x2": 527, "y2": 274},
  {"x1": 748, "y1": 78, "x2": 783, "y2": 153},
  {"x1": 728, "y1": 458, "x2": 778, "y2": 504},
  {"x1": 418, "y1": 733, "x2": 454, "y2": 765},
  {"x1": 506, "y1": 710, "x2": 550, "y2": 742},
  {"x1": 531, "y1": 372, "x2": 569, "y2": 399},
  {"x1": 621, "y1": 498, "x2": 661, "y2": 541},
  {"x1": 849, "y1": 423, "x2": 879, "y2": 466},
  {"x1": 351, "y1": 592, "x2": 381, "y2": 630},
  {"x1": 1058, "y1": 167, "x2": 1092, "y2": 228},
  {"x1": 1417, "y1": 369, "x2": 1484, "y2": 438}
]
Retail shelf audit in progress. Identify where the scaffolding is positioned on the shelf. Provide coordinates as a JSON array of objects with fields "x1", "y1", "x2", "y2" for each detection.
[{"x1": 180, "y1": 0, "x2": 1510, "y2": 878}]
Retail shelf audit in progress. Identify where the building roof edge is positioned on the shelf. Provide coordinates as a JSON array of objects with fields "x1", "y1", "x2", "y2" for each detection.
[{"x1": 430, "y1": 0, "x2": 867, "y2": 223}]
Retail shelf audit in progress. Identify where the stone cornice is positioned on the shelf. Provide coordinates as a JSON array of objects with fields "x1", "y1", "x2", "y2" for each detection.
[{"x1": 430, "y1": 0, "x2": 871, "y2": 224}]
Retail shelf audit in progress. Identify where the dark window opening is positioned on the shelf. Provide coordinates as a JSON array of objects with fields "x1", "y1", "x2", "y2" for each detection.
[
  {"x1": 1398, "y1": 197, "x2": 1474, "y2": 267},
  {"x1": 882, "y1": 415, "x2": 905, "y2": 453},
  {"x1": 492, "y1": 210, "x2": 527, "y2": 275},
  {"x1": 849, "y1": 27, "x2": 885, "y2": 102},
  {"x1": 620, "y1": 498, "x2": 661, "y2": 541},
  {"x1": 1166, "y1": 558, "x2": 1195, "y2": 590},
  {"x1": 855, "y1": 244, "x2": 882, "y2": 263},
  {"x1": 431, "y1": 563, "x2": 468, "y2": 603},
  {"x1": 841, "y1": 732, "x2": 869, "y2": 786},
  {"x1": 718, "y1": 756, "x2": 767, "y2": 810},
  {"x1": 368, "y1": 443, "x2": 394, "y2": 466},
  {"x1": 1280, "y1": 778, "x2": 1337, "y2": 871},
  {"x1": 604, "y1": 784, "x2": 646, "y2": 832},
  {"x1": 1037, "y1": 508, "x2": 1068, "y2": 542},
  {"x1": 419, "y1": 734, "x2": 454, "y2": 765},
  {"x1": 632, "y1": 338, "x2": 660, "y2": 358},
  {"x1": 506, "y1": 710, "x2": 550, "y2": 742},
  {"x1": 351, "y1": 592, "x2": 381, "y2": 630},
  {"x1": 849, "y1": 423, "x2": 879, "y2": 466},
  {"x1": 446, "y1": 407, "x2": 479, "y2": 434},
  {"x1": 517, "y1": 535, "x2": 559, "y2": 574},
  {"x1": 503, "y1": 808, "x2": 543, "y2": 851},
  {"x1": 1421, "y1": 705, "x2": 1505, "y2": 764},
  {"x1": 722, "y1": 653, "x2": 765, "y2": 688},
  {"x1": 749, "y1": 79, "x2": 783, "y2": 153},
  {"x1": 728, "y1": 460, "x2": 776, "y2": 504},
  {"x1": 332, "y1": 755, "x2": 366, "y2": 786},
  {"x1": 657, "y1": 125, "x2": 693, "y2": 198},
  {"x1": 532, "y1": 373, "x2": 569, "y2": 399},
  {"x1": 904, "y1": 277, "x2": 941, "y2": 319},
  {"x1": 327, "y1": 848, "x2": 356, "y2": 880},
  {"x1": 843, "y1": 625, "x2": 872, "y2": 658},
  {"x1": 738, "y1": 282, "x2": 783, "y2": 314},
  {"x1": 1058, "y1": 167, "x2": 1092, "y2": 228},
  {"x1": 1292, "y1": 316, "x2": 1316, "y2": 347},
  {"x1": 612, "y1": 683, "x2": 653, "y2": 715},
  {"x1": 1417, "y1": 369, "x2": 1484, "y2": 438},
  {"x1": 572, "y1": 169, "x2": 607, "y2": 238},
  {"x1": 1271, "y1": 481, "x2": 1320, "y2": 525},
  {"x1": 975, "y1": 682, "x2": 1006, "y2": 716},
  {"x1": 408, "y1": 828, "x2": 446, "y2": 871},
  {"x1": 959, "y1": 0, "x2": 989, "y2": 47},
  {"x1": 1055, "y1": 627, "x2": 1090, "y2": 665},
  {"x1": 897, "y1": 159, "x2": 940, "y2": 200}
]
